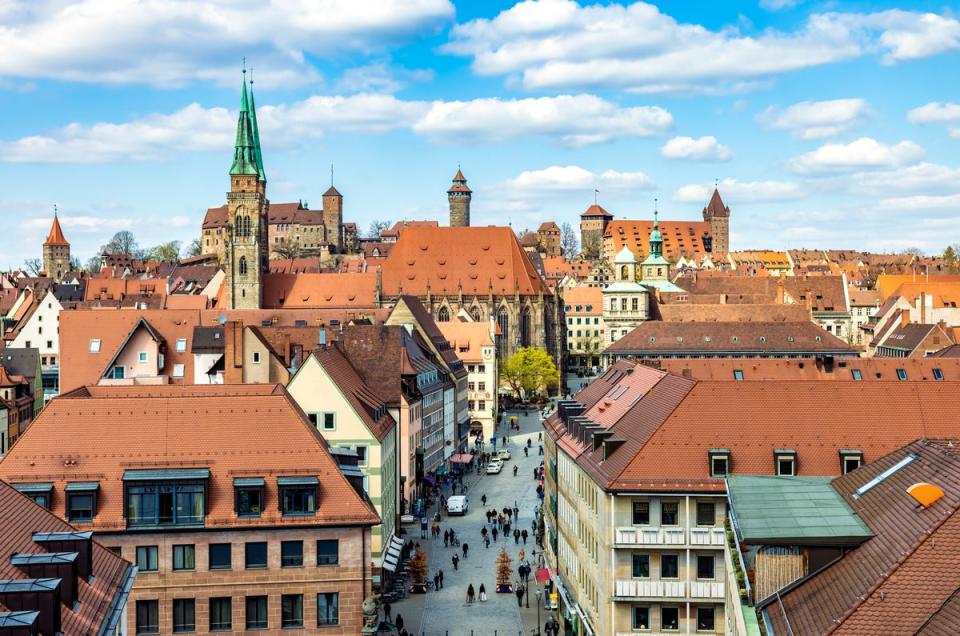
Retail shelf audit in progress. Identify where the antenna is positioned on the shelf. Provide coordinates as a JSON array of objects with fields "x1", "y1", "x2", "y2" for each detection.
[
  {"x1": 249, "y1": 66, "x2": 254, "y2": 87},
  {"x1": 594, "y1": 188, "x2": 599, "y2": 205},
  {"x1": 242, "y1": 57, "x2": 246, "y2": 75},
  {"x1": 330, "y1": 163, "x2": 334, "y2": 187},
  {"x1": 654, "y1": 197, "x2": 658, "y2": 213},
  {"x1": 53, "y1": 203, "x2": 58, "y2": 217}
]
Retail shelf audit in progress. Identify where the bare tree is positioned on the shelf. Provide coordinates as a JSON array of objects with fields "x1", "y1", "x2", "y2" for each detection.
[
  {"x1": 23, "y1": 258, "x2": 42, "y2": 275},
  {"x1": 183, "y1": 238, "x2": 203, "y2": 258},
  {"x1": 272, "y1": 238, "x2": 303, "y2": 260},
  {"x1": 560, "y1": 222, "x2": 579, "y2": 259},
  {"x1": 101, "y1": 231, "x2": 143, "y2": 258},
  {"x1": 581, "y1": 233, "x2": 601, "y2": 259},
  {"x1": 367, "y1": 220, "x2": 390, "y2": 239}
]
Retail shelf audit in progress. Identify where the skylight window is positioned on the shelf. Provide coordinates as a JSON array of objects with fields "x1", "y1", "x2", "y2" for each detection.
[{"x1": 853, "y1": 453, "x2": 917, "y2": 499}]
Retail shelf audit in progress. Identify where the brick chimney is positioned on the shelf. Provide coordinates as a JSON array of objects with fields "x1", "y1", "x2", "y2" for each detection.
[{"x1": 223, "y1": 320, "x2": 245, "y2": 384}]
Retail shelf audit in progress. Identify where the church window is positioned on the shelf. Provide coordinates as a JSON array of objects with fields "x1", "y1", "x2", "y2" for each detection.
[
  {"x1": 239, "y1": 257, "x2": 248, "y2": 276},
  {"x1": 496, "y1": 307, "x2": 510, "y2": 358},
  {"x1": 520, "y1": 307, "x2": 532, "y2": 347},
  {"x1": 437, "y1": 307, "x2": 450, "y2": 322},
  {"x1": 470, "y1": 307, "x2": 482, "y2": 322}
]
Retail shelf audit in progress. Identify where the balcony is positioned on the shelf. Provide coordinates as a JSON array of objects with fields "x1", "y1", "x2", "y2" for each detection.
[
  {"x1": 614, "y1": 527, "x2": 687, "y2": 546},
  {"x1": 690, "y1": 581, "x2": 725, "y2": 599},
  {"x1": 690, "y1": 527, "x2": 727, "y2": 546},
  {"x1": 614, "y1": 579, "x2": 687, "y2": 599}
]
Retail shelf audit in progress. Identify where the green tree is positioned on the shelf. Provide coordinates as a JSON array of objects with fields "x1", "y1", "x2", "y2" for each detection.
[
  {"x1": 500, "y1": 346, "x2": 560, "y2": 400},
  {"x1": 944, "y1": 245, "x2": 958, "y2": 273},
  {"x1": 146, "y1": 240, "x2": 182, "y2": 262}
]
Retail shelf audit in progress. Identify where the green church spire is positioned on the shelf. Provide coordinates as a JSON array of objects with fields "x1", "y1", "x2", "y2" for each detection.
[
  {"x1": 649, "y1": 201, "x2": 663, "y2": 258},
  {"x1": 248, "y1": 69, "x2": 266, "y2": 182},
  {"x1": 229, "y1": 68, "x2": 259, "y2": 176}
]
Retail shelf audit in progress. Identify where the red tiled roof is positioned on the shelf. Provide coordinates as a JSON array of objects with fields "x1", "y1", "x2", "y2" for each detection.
[
  {"x1": 561, "y1": 286, "x2": 602, "y2": 315},
  {"x1": 262, "y1": 272, "x2": 378, "y2": 309},
  {"x1": 605, "y1": 219, "x2": 712, "y2": 261},
  {"x1": 0, "y1": 384, "x2": 380, "y2": 530},
  {"x1": 202, "y1": 202, "x2": 322, "y2": 229},
  {"x1": 580, "y1": 204, "x2": 613, "y2": 219},
  {"x1": 44, "y1": 215, "x2": 69, "y2": 246},
  {"x1": 380, "y1": 220, "x2": 438, "y2": 238},
  {"x1": 0, "y1": 481, "x2": 134, "y2": 634},
  {"x1": 379, "y1": 226, "x2": 547, "y2": 296},
  {"x1": 655, "y1": 357, "x2": 960, "y2": 381},
  {"x1": 703, "y1": 188, "x2": 729, "y2": 218},
  {"x1": 312, "y1": 346, "x2": 396, "y2": 442}
]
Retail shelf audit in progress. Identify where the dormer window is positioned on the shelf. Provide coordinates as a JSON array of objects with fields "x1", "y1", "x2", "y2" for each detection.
[
  {"x1": 840, "y1": 449, "x2": 863, "y2": 474},
  {"x1": 708, "y1": 449, "x2": 730, "y2": 477},
  {"x1": 65, "y1": 481, "x2": 99, "y2": 522},
  {"x1": 234, "y1": 477, "x2": 264, "y2": 517},
  {"x1": 278, "y1": 476, "x2": 318, "y2": 516},
  {"x1": 13, "y1": 482, "x2": 53, "y2": 508},
  {"x1": 775, "y1": 449, "x2": 797, "y2": 476},
  {"x1": 123, "y1": 469, "x2": 209, "y2": 527}
]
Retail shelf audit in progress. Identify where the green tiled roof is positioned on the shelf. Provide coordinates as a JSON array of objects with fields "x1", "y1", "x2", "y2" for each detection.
[{"x1": 728, "y1": 474, "x2": 873, "y2": 545}]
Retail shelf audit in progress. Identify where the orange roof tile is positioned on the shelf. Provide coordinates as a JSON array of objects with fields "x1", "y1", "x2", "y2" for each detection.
[
  {"x1": 262, "y1": 272, "x2": 378, "y2": 309},
  {"x1": 561, "y1": 286, "x2": 603, "y2": 315},
  {"x1": 580, "y1": 204, "x2": 613, "y2": 219},
  {"x1": 44, "y1": 214, "x2": 69, "y2": 246},
  {"x1": 0, "y1": 384, "x2": 380, "y2": 529},
  {"x1": 655, "y1": 357, "x2": 960, "y2": 381},
  {"x1": 83, "y1": 278, "x2": 168, "y2": 302},
  {"x1": 380, "y1": 226, "x2": 546, "y2": 296},
  {"x1": 876, "y1": 274, "x2": 960, "y2": 300},
  {"x1": 436, "y1": 321, "x2": 494, "y2": 363},
  {"x1": 605, "y1": 219, "x2": 712, "y2": 261}
]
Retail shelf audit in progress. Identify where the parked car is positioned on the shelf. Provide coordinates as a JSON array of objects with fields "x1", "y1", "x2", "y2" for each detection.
[
  {"x1": 447, "y1": 495, "x2": 469, "y2": 515},
  {"x1": 486, "y1": 460, "x2": 503, "y2": 474},
  {"x1": 497, "y1": 449, "x2": 512, "y2": 461}
]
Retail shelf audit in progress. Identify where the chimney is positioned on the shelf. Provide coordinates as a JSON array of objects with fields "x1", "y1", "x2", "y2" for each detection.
[
  {"x1": 776, "y1": 277, "x2": 785, "y2": 304},
  {"x1": 920, "y1": 292, "x2": 927, "y2": 324}
]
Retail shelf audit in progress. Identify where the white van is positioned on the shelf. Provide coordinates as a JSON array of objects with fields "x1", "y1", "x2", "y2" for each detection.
[{"x1": 447, "y1": 495, "x2": 469, "y2": 515}]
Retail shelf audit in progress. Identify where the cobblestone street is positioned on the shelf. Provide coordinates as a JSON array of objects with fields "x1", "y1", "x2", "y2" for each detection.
[{"x1": 390, "y1": 409, "x2": 551, "y2": 636}]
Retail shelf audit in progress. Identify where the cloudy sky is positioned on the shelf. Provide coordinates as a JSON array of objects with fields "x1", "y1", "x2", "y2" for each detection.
[{"x1": 3, "y1": 0, "x2": 960, "y2": 266}]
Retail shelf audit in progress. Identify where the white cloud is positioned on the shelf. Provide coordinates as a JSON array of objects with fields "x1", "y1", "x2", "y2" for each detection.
[
  {"x1": 413, "y1": 95, "x2": 672, "y2": 146},
  {"x1": 672, "y1": 178, "x2": 804, "y2": 204},
  {"x1": 908, "y1": 102, "x2": 960, "y2": 128},
  {"x1": 0, "y1": 92, "x2": 671, "y2": 162},
  {"x1": 336, "y1": 62, "x2": 435, "y2": 94},
  {"x1": 851, "y1": 162, "x2": 960, "y2": 195},
  {"x1": 0, "y1": 0, "x2": 454, "y2": 87},
  {"x1": 660, "y1": 136, "x2": 731, "y2": 161},
  {"x1": 876, "y1": 193, "x2": 960, "y2": 210},
  {"x1": 507, "y1": 165, "x2": 655, "y2": 191},
  {"x1": 444, "y1": 1, "x2": 960, "y2": 93},
  {"x1": 790, "y1": 138, "x2": 925, "y2": 175},
  {"x1": 757, "y1": 98, "x2": 868, "y2": 139},
  {"x1": 760, "y1": 0, "x2": 802, "y2": 10}
]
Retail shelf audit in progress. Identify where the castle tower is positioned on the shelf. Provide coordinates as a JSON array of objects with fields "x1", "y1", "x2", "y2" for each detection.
[
  {"x1": 42, "y1": 207, "x2": 70, "y2": 281},
  {"x1": 224, "y1": 70, "x2": 269, "y2": 310},
  {"x1": 323, "y1": 184, "x2": 343, "y2": 252},
  {"x1": 447, "y1": 168, "x2": 471, "y2": 227},
  {"x1": 580, "y1": 203, "x2": 613, "y2": 259},
  {"x1": 702, "y1": 187, "x2": 730, "y2": 254}
]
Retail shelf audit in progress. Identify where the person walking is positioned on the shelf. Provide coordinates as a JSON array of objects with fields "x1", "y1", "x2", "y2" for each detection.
[
  {"x1": 462, "y1": 543, "x2": 469, "y2": 559},
  {"x1": 434, "y1": 571, "x2": 440, "y2": 592},
  {"x1": 524, "y1": 446, "x2": 529, "y2": 457},
  {"x1": 492, "y1": 527, "x2": 498, "y2": 542},
  {"x1": 513, "y1": 465, "x2": 518, "y2": 477},
  {"x1": 515, "y1": 584, "x2": 525, "y2": 607},
  {"x1": 513, "y1": 505, "x2": 519, "y2": 519},
  {"x1": 452, "y1": 553, "x2": 459, "y2": 570},
  {"x1": 521, "y1": 529, "x2": 528, "y2": 544},
  {"x1": 444, "y1": 529, "x2": 450, "y2": 547},
  {"x1": 439, "y1": 569, "x2": 444, "y2": 589},
  {"x1": 383, "y1": 601, "x2": 392, "y2": 621},
  {"x1": 481, "y1": 493, "x2": 487, "y2": 506},
  {"x1": 514, "y1": 529, "x2": 520, "y2": 544},
  {"x1": 395, "y1": 614, "x2": 405, "y2": 632},
  {"x1": 538, "y1": 431, "x2": 542, "y2": 441},
  {"x1": 484, "y1": 536, "x2": 490, "y2": 549},
  {"x1": 479, "y1": 583, "x2": 487, "y2": 602},
  {"x1": 467, "y1": 584, "x2": 476, "y2": 605}
]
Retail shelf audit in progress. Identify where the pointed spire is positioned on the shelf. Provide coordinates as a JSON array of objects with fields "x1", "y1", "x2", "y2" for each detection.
[
  {"x1": 649, "y1": 199, "x2": 663, "y2": 258},
  {"x1": 45, "y1": 205, "x2": 69, "y2": 246},
  {"x1": 247, "y1": 68, "x2": 266, "y2": 182},
  {"x1": 230, "y1": 66, "x2": 259, "y2": 176}
]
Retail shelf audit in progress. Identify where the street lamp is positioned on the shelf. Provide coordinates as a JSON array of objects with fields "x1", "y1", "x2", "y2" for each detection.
[{"x1": 535, "y1": 589, "x2": 542, "y2": 636}]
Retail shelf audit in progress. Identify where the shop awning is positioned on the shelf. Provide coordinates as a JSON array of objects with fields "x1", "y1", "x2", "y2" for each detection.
[
  {"x1": 450, "y1": 453, "x2": 474, "y2": 464},
  {"x1": 381, "y1": 535, "x2": 404, "y2": 572},
  {"x1": 535, "y1": 567, "x2": 554, "y2": 584}
]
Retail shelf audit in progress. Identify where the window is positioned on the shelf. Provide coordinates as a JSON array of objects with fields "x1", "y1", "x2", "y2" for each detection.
[
  {"x1": 136, "y1": 546, "x2": 159, "y2": 572},
  {"x1": 632, "y1": 553, "x2": 649, "y2": 578},
  {"x1": 209, "y1": 598, "x2": 232, "y2": 631},
  {"x1": 896, "y1": 368, "x2": 907, "y2": 380},
  {"x1": 281, "y1": 540, "x2": 303, "y2": 567},
  {"x1": 46, "y1": 340, "x2": 52, "y2": 349},
  {"x1": 322, "y1": 412, "x2": 335, "y2": 430},
  {"x1": 478, "y1": 364, "x2": 485, "y2": 372},
  {"x1": 661, "y1": 606, "x2": 680, "y2": 631},
  {"x1": 89, "y1": 339, "x2": 101, "y2": 353},
  {"x1": 697, "y1": 555, "x2": 715, "y2": 579},
  {"x1": 252, "y1": 351, "x2": 261, "y2": 364},
  {"x1": 112, "y1": 365, "x2": 125, "y2": 379},
  {"x1": 661, "y1": 502, "x2": 679, "y2": 526},
  {"x1": 136, "y1": 600, "x2": 159, "y2": 634},
  {"x1": 317, "y1": 540, "x2": 339, "y2": 565},
  {"x1": 696, "y1": 502, "x2": 715, "y2": 526},
  {"x1": 709, "y1": 450, "x2": 730, "y2": 477},
  {"x1": 238, "y1": 256, "x2": 248, "y2": 276},
  {"x1": 632, "y1": 606, "x2": 650, "y2": 630},
  {"x1": 245, "y1": 596, "x2": 268, "y2": 630},
  {"x1": 933, "y1": 368, "x2": 944, "y2": 381},
  {"x1": 126, "y1": 482, "x2": 205, "y2": 527},
  {"x1": 209, "y1": 543, "x2": 231, "y2": 570},
  {"x1": 851, "y1": 369, "x2": 863, "y2": 381},
  {"x1": 236, "y1": 484, "x2": 263, "y2": 517},
  {"x1": 172, "y1": 599, "x2": 195, "y2": 633},
  {"x1": 661, "y1": 554, "x2": 679, "y2": 578},
  {"x1": 172, "y1": 544, "x2": 195, "y2": 571},
  {"x1": 733, "y1": 369, "x2": 744, "y2": 381},
  {"x1": 632, "y1": 501, "x2": 649, "y2": 525},
  {"x1": 697, "y1": 607, "x2": 716, "y2": 631},
  {"x1": 478, "y1": 400, "x2": 486, "y2": 410},
  {"x1": 67, "y1": 493, "x2": 95, "y2": 522},
  {"x1": 173, "y1": 364, "x2": 185, "y2": 378},
  {"x1": 176, "y1": 338, "x2": 187, "y2": 352},
  {"x1": 139, "y1": 352, "x2": 148, "y2": 363},
  {"x1": 280, "y1": 485, "x2": 317, "y2": 515},
  {"x1": 841, "y1": 450, "x2": 863, "y2": 474},
  {"x1": 282, "y1": 594, "x2": 304, "y2": 628},
  {"x1": 317, "y1": 592, "x2": 339, "y2": 626},
  {"x1": 478, "y1": 381, "x2": 486, "y2": 391},
  {"x1": 245, "y1": 542, "x2": 268, "y2": 569},
  {"x1": 776, "y1": 451, "x2": 797, "y2": 476}
]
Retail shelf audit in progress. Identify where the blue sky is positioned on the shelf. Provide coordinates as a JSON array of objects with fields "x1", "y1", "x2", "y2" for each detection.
[{"x1": 2, "y1": 0, "x2": 960, "y2": 267}]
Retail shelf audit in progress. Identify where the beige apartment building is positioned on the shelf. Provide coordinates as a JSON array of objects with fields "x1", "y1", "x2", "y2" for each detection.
[{"x1": 562, "y1": 286, "x2": 605, "y2": 370}]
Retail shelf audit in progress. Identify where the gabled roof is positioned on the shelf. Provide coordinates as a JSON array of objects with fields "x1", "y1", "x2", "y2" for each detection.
[
  {"x1": 0, "y1": 348, "x2": 39, "y2": 383},
  {"x1": 379, "y1": 226, "x2": 547, "y2": 296},
  {"x1": 99, "y1": 317, "x2": 162, "y2": 378},
  {"x1": 0, "y1": 384, "x2": 380, "y2": 529},
  {"x1": 0, "y1": 481, "x2": 135, "y2": 635},
  {"x1": 44, "y1": 214, "x2": 69, "y2": 246},
  {"x1": 656, "y1": 357, "x2": 960, "y2": 381},
  {"x1": 312, "y1": 346, "x2": 396, "y2": 442},
  {"x1": 435, "y1": 320, "x2": 494, "y2": 363},
  {"x1": 876, "y1": 323, "x2": 941, "y2": 354},
  {"x1": 391, "y1": 295, "x2": 467, "y2": 379}
]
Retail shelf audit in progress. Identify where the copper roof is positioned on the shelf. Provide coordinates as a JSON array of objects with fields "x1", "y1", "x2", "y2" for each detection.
[
  {"x1": 44, "y1": 215, "x2": 69, "y2": 246},
  {"x1": 0, "y1": 384, "x2": 380, "y2": 529}
]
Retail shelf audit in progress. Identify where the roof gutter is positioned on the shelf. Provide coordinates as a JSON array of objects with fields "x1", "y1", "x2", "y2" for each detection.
[{"x1": 97, "y1": 563, "x2": 138, "y2": 636}]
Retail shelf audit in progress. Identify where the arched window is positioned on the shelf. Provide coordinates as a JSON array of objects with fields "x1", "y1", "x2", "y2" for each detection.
[
  {"x1": 239, "y1": 256, "x2": 248, "y2": 276},
  {"x1": 520, "y1": 306, "x2": 532, "y2": 347},
  {"x1": 470, "y1": 306, "x2": 482, "y2": 322},
  {"x1": 621, "y1": 265, "x2": 629, "y2": 280},
  {"x1": 496, "y1": 306, "x2": 510, "y2": 358},
  {"x1": 437, "y1": 306, "x2": 450, "y2": 322},
  {"x1": 236, "y1": 214, "x2": 250, "y2": 238}
]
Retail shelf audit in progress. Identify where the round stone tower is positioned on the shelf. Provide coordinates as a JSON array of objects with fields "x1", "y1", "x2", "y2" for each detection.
[{"x1": 447, "y1": 168, "x2": 471, "y2": 227}]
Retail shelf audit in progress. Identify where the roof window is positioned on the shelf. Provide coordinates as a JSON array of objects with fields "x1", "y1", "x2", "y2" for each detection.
[
  {"x1": 933, "y1": 368, "x2": 944, "y2": 381},
  {"x1": 851, "y1": 369, "x2": 862, "y2": 381},
  {"x1": 896, "y1": 368, "x2": 907, "y2": 380},
  {"x1": 853, "y1": 453, "x2": 917, "y2": 500}
]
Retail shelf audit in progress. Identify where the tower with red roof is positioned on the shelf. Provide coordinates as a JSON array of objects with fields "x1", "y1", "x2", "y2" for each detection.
[
  {"x1": 447, "y1": 167, "x2": 472, "y2": 227},
  {"x1": 42, "y1": 207, "x2": 70, "y2": 281}
]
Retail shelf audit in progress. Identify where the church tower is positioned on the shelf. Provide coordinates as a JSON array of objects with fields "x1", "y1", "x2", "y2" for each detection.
[
  {"x1": 447, "y1": 168, "x2": 471, "y2": 227},
  {"x1": 43, "y1": 207, "x2": 70, "y2": 281},
  {"x1": 702, "y1": 187, "x2": 730, "y2": 254},
  {"x1": 224, "y1": 69, "x2": 268, "y2": 310}
]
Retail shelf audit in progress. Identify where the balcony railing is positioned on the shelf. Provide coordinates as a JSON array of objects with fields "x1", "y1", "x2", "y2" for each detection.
[
  {"x1": 690, "y1": 527, "x2": 727, "y2": 546},
  {"x1": 614, "y1": 579, "x2": 687, "y2": 599},
  {"x1": 614, "y1": 527, "x2": 688, "y2": 546},
  {"x1": 690, "y1": 581, "x2": 725, "y2": 599}
]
